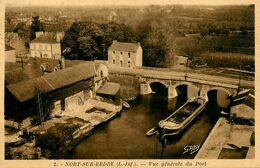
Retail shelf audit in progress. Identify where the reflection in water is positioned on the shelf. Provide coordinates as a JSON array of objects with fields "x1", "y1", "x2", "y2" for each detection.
[{"x1": 71, "y1": 92, "x2": 219, "y2": 159}]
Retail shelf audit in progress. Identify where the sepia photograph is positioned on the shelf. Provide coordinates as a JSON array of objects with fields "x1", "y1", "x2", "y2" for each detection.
[{"x1": 1, "y1": 0, "x2": 258, "y2": 166}]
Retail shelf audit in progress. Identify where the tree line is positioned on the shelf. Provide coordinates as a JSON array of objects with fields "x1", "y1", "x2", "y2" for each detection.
[{"x1": 61, "y1": 20, "x2": 174, "y2": 67}]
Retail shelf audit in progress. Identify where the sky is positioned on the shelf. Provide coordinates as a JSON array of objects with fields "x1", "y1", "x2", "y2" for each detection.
[{"x1": 5, "y1": 0, "x2": 255, "y2": 7}]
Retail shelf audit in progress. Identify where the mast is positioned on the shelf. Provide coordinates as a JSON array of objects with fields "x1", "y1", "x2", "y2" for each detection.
[{"x1": 35, "y1": 87, "x2": 44, "y2": 129}]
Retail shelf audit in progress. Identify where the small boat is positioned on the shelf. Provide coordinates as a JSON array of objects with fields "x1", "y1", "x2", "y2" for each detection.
[
  {"x1": 122, "y1": 101, "x2": 130, "y2": 109},
  {"x1": 146, "y1": 127, "x2": 159, "y2": 137},
  {"x1": 158, "y1": 97, "x2": 207, "y2": 139}
]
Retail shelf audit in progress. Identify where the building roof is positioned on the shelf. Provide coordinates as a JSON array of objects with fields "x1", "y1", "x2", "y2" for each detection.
[
  {"x1": 108, "y1": 41, "x2": 140, "y2": 52},
  {"x1": 97, "y1": 82, "x2": 120, "y2": 96},
  {"x1": 5, "y1": 45, "x2": 15, "y2": 51},
  {"x1": 5, "y1": 58, "x2": 87, "y2": 85},
  {"x1": 30, "y1": 33, "x2": 58, "y2": 43},
  {"x1": 7, "y1": 62, "x2": 96, "y2": 102},
  {"x1": 93, "y1": 60, "x2": 108, "y2": 70}
]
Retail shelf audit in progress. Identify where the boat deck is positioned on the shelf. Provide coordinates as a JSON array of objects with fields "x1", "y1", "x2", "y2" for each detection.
[{"x1": 167, "y1": 102, "x2": 201, "y2": 124}]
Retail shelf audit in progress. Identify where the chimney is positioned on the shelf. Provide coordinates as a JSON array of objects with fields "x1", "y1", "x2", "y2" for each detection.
[
  {"x1": 35, "y1": 31, "x2": 44, "y2": 38},
  {"x1": 137, "y1": 42, "x2": 140, "y2": 46},
  {"x1": 55, "y1": 32, "x2": 64, "y2": 42},
  {"x1": 59, "y1": 56, "x2": 65, "y2": 70}
]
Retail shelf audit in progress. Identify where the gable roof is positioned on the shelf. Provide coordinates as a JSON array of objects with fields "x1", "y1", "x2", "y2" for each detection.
[
  {"x1": 5, "y1": 58, "x2": 89, "y2": 85},
  {"x1": 7, "y1": 62, "x2": 96, "y2": 102},
  {"x1": 97, "y1": 82, "x2": 120, "y2": 96},
  {"x1": 30, "y1": 33, "x2": 58, "y2": 43},
  {"x1": 108, "y1": 41, "x2": 140, "y2": 52}
]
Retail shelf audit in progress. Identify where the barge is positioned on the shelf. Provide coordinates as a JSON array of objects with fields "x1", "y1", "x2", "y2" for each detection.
[{"x1": 158, "y1": 97, "x2": 207, "y2": 139}]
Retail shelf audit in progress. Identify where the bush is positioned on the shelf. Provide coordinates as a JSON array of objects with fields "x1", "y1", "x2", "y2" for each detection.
[{"x1": 35, "y1": 123, "x2": 80, "y2": 159}]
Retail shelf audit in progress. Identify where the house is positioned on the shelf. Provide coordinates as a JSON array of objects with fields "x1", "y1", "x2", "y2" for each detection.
[
  {"x1": 108, "y1": 40, "x2": 142, "y2": 68},
  {"x1": 5, "y1": 57, "x2": 115, "y2": 123},
  {"x1": 5, "y1": 62, "x2": 96, "y2": 122},
  {"x1": 29, "y1": 31, "x2": 64, "y2": 59},
  {"x1": 108, "y1": 11, "x2": 118, "y2": 21},
  {"x1": 94, "y1": 60, "x2": 109, "y2": 89},
  {"x1": 5, "y1": 32, "x2": 28, "y2": 58},
  {"x1": 5, "y1": 45, "x2": 16, "y2": 62}
]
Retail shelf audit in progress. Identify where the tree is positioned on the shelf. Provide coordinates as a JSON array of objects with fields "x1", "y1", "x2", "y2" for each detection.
[
  {"x1": 100, "y1": 22, "x2": 137, "y2": 59},
  {"x1": 137, "y1": 15, "x2": 176, "y2": 67},
  {"x1": 13, "y1": 22, "x2": 31, "y2": 46},
  {"x1": 62, "y1": 22, "x2": 103, "y2": 60},
  {"x1": 62, "y1": 21, "x2": 136, "y2": 61},
  {"x1": 30, "y1": 16, "x2": 44, "y2": 40},
  {"x1": 176, "y1": 37, "x2": 203, "y2": 60}
]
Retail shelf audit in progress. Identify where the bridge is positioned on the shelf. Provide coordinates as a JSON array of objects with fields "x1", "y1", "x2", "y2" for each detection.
[{"x1": 108, "y1": 66, "x2": 254, "y2": 104}]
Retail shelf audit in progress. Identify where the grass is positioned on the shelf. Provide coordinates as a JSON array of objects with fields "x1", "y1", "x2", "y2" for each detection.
[{"x1": 200, "y1": 52, "x2": 254, "y2": 70}]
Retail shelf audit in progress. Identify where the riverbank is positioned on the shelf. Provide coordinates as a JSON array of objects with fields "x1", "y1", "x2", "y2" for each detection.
[
  {"x1": 5, "y1": 98, "x2": 122, "y2": 159},
  {"x1": 195, "y1": 97, "x2": 254, "y2": 159}
]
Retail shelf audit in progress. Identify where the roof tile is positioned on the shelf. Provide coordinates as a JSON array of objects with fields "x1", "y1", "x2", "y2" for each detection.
[{"x1": 108, "y1": 41, "x2": 140, "y2": 52}]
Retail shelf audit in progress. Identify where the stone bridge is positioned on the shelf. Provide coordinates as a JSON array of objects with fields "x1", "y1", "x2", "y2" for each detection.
[
  {"x1": 139, "y1": 76, "x2": 238, "y2": 101},
  {"x1": 108, "y1": 66, "x2": 254, "y2": 102}
]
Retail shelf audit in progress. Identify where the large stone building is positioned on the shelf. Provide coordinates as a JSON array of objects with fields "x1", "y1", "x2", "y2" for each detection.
[
  {"x1": 5, "y1": 58, "x2": 111, "y2": 122},
  {"x1": 29, "y1": 32, "x2": 64, "y2": 59},
  {"x1": 108, "y1": 40, "x2": 142, "y2": 68},
  {"x1": 5, "y1": 62, "x2": 96, "y2": 122}
]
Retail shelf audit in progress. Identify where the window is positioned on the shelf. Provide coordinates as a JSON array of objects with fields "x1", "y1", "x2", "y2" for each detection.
[
  {"x1": 128, "y1": 52, "x2": 131, "y2": 58},
  {"x1": 113, "y1": 59, "x2": 115, "y2": 64},
  {"x1": 120, "y1": 52, "x2": 123, "y2": 55},
  {"x1": 100, "y1": 70, "x2": 103, "y2": 78},
  {"x1": 113, "y1": 51, "x2": 115, "y2": 54},
  {"x1": 120, "y1": 60, "x2": 123, "y2": 67},
  {"x1": 128, "y1": 61, "x2": 131, "y2": 67}
]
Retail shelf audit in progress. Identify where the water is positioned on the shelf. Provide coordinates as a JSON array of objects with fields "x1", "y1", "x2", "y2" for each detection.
[{"x1": 71, "y1": 93, "x2": 219, "y2": 159}]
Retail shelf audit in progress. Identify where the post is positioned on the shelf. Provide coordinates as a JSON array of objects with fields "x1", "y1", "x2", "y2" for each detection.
[
  {"x1": 185, "y1": 57, "x2": 188, "y2": 80},
  {"x1": 238, "y1": 65, "x2": 241, "y2": 92}
]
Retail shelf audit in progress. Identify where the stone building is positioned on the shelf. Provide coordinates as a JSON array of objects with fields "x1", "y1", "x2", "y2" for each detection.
[
  {"x1": 108, "y1": 40, "x2": 142, "y2": 68},
  {"x1": 5, "y1": 32, "x2": 28, "y2": 58},
  {"x1": 5, "y1": 58, "x2": 112, "y2": 122},
  {"x1": 5, "y1": 62, "x2": 96, "y2": 122},
  {"x1": 5, "y1": 45, "x2": 16, "y2": 62},
  {"x1": 29, "y1": 32, "x2": 64, "y2": 59}
]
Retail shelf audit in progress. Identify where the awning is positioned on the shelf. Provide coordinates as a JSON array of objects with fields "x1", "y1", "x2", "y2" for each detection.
[{"x1": 97, "y1": 82, "x2": 120, "y2": 96}]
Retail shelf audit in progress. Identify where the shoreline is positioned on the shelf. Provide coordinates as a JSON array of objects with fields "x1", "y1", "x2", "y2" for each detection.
[{"x1": 5, "y1": 98, "x2": 123, "y2": 159}]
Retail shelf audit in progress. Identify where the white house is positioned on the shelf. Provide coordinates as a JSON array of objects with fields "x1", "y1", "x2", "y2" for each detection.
[
  {"x1": 29, "y1": 32, "x2": 64, "y2": 59},
  {"x1": 108, "y1": 40, "x2": 142, "y2": 68}
]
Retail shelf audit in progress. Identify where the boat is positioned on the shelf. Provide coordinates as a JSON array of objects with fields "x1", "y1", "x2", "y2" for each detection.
[
  {"x1": 122, "y1": 101, "x2": 130, "y2": 109},
  {"x1": 158, "y1": 96, "x2": 207, "y2": 139},
  {"x1": 146, "y1": 127, "x2": 159, "y2": 137}
]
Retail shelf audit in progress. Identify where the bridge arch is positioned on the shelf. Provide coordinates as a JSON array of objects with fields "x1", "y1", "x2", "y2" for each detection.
[
  {"x1": 206, "y1": 87, "x2": 232, "y2": 96},
  {"x1": 148, "y1": 80, "x2": 168, "y2": 88},
  {"x1": 149, "y1": 81, "x2": 168, "y2": 96},
  {"x1": 206, "y1": 87, "x2": 232, "y2": 109},
  {"x1": 172, "y1": 82, "x2": 200, "y2": 99}
]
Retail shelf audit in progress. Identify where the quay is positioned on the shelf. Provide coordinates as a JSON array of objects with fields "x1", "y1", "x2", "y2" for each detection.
[
  {"x1": 5, "y1": 98, "x2": 122, "y2": 159},
  {"x1": 195, "y1": 93, "x2": 254, "y2": 159}
]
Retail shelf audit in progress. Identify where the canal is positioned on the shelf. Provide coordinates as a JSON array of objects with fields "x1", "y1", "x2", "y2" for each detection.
[{"x1": 71, "y1": 91, "x2": 221, "y2": 159}]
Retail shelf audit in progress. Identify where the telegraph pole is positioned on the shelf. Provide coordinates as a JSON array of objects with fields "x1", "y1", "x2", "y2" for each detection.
[{"x1": 185, "y1": 57, "x2": 188, "y2": 81}]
